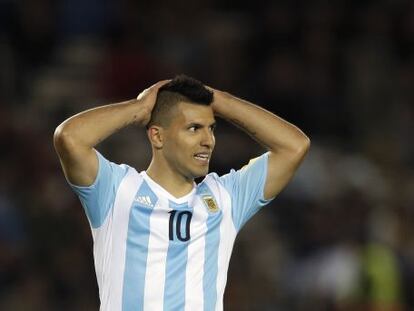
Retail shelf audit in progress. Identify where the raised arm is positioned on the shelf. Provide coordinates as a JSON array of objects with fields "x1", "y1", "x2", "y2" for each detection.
[
  {"x1": 53, "y1": 80, "x2": 168, "y2": 187},
  {"x1": 211, "y1": 89, "x2": 310, "y2": 200}
]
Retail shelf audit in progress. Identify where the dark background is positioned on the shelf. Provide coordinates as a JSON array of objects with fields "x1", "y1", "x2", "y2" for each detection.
[{"x1": 1, "y1": 0, "x2": 413, "y2": 310}]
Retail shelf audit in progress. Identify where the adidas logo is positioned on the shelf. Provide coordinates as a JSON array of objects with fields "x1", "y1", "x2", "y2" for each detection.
[{"x1": 135, "y1": 196, "x2": 154, "y2": 207}]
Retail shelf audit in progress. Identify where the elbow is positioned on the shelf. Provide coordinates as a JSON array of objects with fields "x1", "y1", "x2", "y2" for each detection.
[
  {"x1": 289, "y1": 135, "x2": 311, "y2": 159},
  {"x1": 270, "y1": 135, "x2": 310, "y2": 160},
  {"x1": 300, "y1": 135, "x2": 311, "y2": 154},
  {"x1": 53, "y1": 123, "x2": 75, "y2": 155}
]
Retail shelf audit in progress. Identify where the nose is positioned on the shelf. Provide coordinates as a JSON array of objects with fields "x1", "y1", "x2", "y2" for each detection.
[{"x1": 201, "y1": 129, "x2": 215, "y2": 149}]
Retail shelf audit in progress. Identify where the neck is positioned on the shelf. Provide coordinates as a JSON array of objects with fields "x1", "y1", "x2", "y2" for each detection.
[{"x1": 146, "y1": 158, "x2": 194, "y2": 198}]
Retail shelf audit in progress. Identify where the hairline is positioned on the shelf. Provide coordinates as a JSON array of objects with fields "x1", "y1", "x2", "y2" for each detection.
[{"x1": 150, "y1": 100, "x2": 213, "y2": 129}]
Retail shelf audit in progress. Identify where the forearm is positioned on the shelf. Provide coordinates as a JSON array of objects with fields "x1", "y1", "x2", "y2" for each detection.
[
  {"x1": 53, "y1": 80, "x2": 166, "y2": 186},
  {"x1": 54, "y1": 98, "x2": 149, "y2": 149},
  {"x1": 212, "y1": 91, "x2": 310, "y2": 154}
]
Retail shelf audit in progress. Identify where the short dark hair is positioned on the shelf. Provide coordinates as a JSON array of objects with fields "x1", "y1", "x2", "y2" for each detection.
[{"x1": 147, "y1": 74, "x2": 213, "y2": 128}]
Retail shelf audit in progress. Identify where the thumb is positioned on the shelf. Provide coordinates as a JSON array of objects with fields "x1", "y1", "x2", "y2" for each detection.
[{"x1": 137, "y1": 88, "x2": 150, "y2": 100}]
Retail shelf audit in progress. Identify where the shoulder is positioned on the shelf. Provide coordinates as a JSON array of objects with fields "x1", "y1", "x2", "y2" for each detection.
[
  {"x1": 197, "y1": 171, "x2": 235, "y2": 196},
  {"x1": 200, "y1": 171, "x2": 227, "y2": 186},
  {"x1": 96, "y1": 151, "x2": 136, "y2": 178}
]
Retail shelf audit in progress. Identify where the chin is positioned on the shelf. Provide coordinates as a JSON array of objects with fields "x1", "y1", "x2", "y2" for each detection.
[{"x1": 191, "y1": 167, "x2": 209, "y2": 179}]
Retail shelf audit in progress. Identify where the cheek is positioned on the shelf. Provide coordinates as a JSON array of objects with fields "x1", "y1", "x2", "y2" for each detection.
[{"x1": 167, "y1": 135, "x2": 193, "y2": 156}]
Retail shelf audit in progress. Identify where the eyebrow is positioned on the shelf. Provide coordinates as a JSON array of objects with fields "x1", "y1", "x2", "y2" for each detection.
[{"x1": 187, "y1": 121, "x2": 217, "y2": 128}]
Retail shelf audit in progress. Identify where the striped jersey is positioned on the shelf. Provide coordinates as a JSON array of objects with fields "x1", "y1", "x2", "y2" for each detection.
[{"x1": 70, "y1": 150, "x2": 273, "y2": 311}]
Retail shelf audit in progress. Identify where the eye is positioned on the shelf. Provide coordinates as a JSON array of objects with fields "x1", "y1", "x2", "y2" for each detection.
[{"x1": 188, "y1": 125, "x2": 198, "y2": 132}]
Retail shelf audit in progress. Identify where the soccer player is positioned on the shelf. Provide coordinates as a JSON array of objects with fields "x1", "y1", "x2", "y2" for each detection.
[{"x1": 53, "y1": 75, "x2": 310, "y2": 311}]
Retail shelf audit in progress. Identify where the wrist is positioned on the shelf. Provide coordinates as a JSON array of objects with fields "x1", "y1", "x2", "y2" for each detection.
[
  {"x1": 129, "y1": 99, "x2": 153, "y2": 126},
  {"x1": 213, "y1": 89, "x2": 230, "y2": 101},
  {"x1": 211, "y1": 90, "x2": 233, "y2": 114}
]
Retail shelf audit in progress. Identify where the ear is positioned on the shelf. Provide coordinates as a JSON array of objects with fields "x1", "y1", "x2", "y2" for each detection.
[{"x1": 147, "y1": 126, "x2": 164, "y2": 149}]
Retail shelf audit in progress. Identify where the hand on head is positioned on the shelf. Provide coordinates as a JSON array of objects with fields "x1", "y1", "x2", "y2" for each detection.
[
  {"x1": 137, "y1": 79, "x2": 171, "y2": 126},
  {"x1": 137, "y1": 79, "x2": 170, "y2": 101}
]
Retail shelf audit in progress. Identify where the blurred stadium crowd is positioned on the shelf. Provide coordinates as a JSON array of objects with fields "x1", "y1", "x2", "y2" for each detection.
[{"x1": 1, "y1": 0, "x2": 414, "y2": 310}]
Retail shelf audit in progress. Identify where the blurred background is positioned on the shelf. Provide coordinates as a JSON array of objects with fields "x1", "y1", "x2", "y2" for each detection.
[{"x1": 1, "y1": 0, "x2": 414, "y2": 310}]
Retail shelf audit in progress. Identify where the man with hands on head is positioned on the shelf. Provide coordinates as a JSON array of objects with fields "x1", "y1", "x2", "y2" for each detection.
[{"x1": 54, "y1": 74, "x2": 310, "y2": 311}]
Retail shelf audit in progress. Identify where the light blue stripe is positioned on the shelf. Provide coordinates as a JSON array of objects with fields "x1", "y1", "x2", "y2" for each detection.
[
  {"x1": 163, "y1": 201, "x2": 192, "y2": 310},
  {"x1": 198, "y1": 183, "x2": 222, "y2": 311},
  {"x1": 70, "y1": 151, "x2": 128, "y2": 228},
  {"x1": 122, "y1": 181, "x2": 157, "y2": 311},
  {"x1": 217, "y1": 153, "x2": 271, "y2": 231}
]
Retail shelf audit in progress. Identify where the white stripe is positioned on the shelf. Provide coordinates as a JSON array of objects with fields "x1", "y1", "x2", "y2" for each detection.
[
  {"x1": 92, "y1": 208, "x2": 113, "y2": 311},
  {"x1": 109, "y1": 168, "x2": 143, "y2": 311},
  {"x1": 205, "y1": 177, "x2": 237, "y2": 311},
  {"x1": 143, "y1": 195, "x2": 170, "y2": 311},
  {"x1": 184, "y1": 199, "x2": 208, "y2": 311}
]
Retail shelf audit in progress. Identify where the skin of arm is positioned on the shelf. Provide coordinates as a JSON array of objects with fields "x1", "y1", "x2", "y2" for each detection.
[
  {"x1": 210, "y1": 89, "x2": 310, "y2": 200},
  {"x1": 53, "y1": 80, "x2": 169, "y2": 187}
]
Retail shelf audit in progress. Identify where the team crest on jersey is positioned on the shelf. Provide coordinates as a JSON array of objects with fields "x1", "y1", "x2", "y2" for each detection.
[{"x1": 202, "y1": 195, "x2": 219, "y2": 213}]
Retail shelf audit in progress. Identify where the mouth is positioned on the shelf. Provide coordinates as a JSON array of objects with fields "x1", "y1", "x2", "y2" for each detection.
[{"x1": 193, "y1": 152, "x2": 210, "y2": 164}]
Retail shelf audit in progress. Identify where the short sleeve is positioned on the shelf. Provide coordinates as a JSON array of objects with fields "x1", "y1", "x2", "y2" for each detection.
[
  {"x1": 68, "y1": 150, "x2": 129, "y2": 228},
  {"x1": 218, "y1": 152, "x2": 274, "y2": 231}
]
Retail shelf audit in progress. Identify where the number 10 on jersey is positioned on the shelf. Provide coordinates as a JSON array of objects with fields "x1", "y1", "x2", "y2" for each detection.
[{"x1": 168, "y1": 210, "x2": 193, "y2": 242}]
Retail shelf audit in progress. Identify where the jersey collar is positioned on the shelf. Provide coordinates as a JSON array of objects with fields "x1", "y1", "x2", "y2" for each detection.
[{"x1": 140, "y1": 171, "x2": 196, "y2": 204}]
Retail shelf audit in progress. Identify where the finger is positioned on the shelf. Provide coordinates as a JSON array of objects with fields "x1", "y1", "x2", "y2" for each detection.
[
  {"x1": 137, "y1": 80, "x2": 171, "y2": 100},
  {"x1": 137, "y1": 88, "x2": 149, "y2": 100},
  {"x1": 151, "y1": 79, "x2": 171, "y2": 90},
  {"x1": 204, "y1": 85, "x2": 214, "y2": 92}
]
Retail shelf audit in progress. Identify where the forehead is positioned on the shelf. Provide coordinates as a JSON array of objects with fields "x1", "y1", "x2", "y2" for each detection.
[{"x1": 170, "y1": 101, "x2": 215, "y2": 125}]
